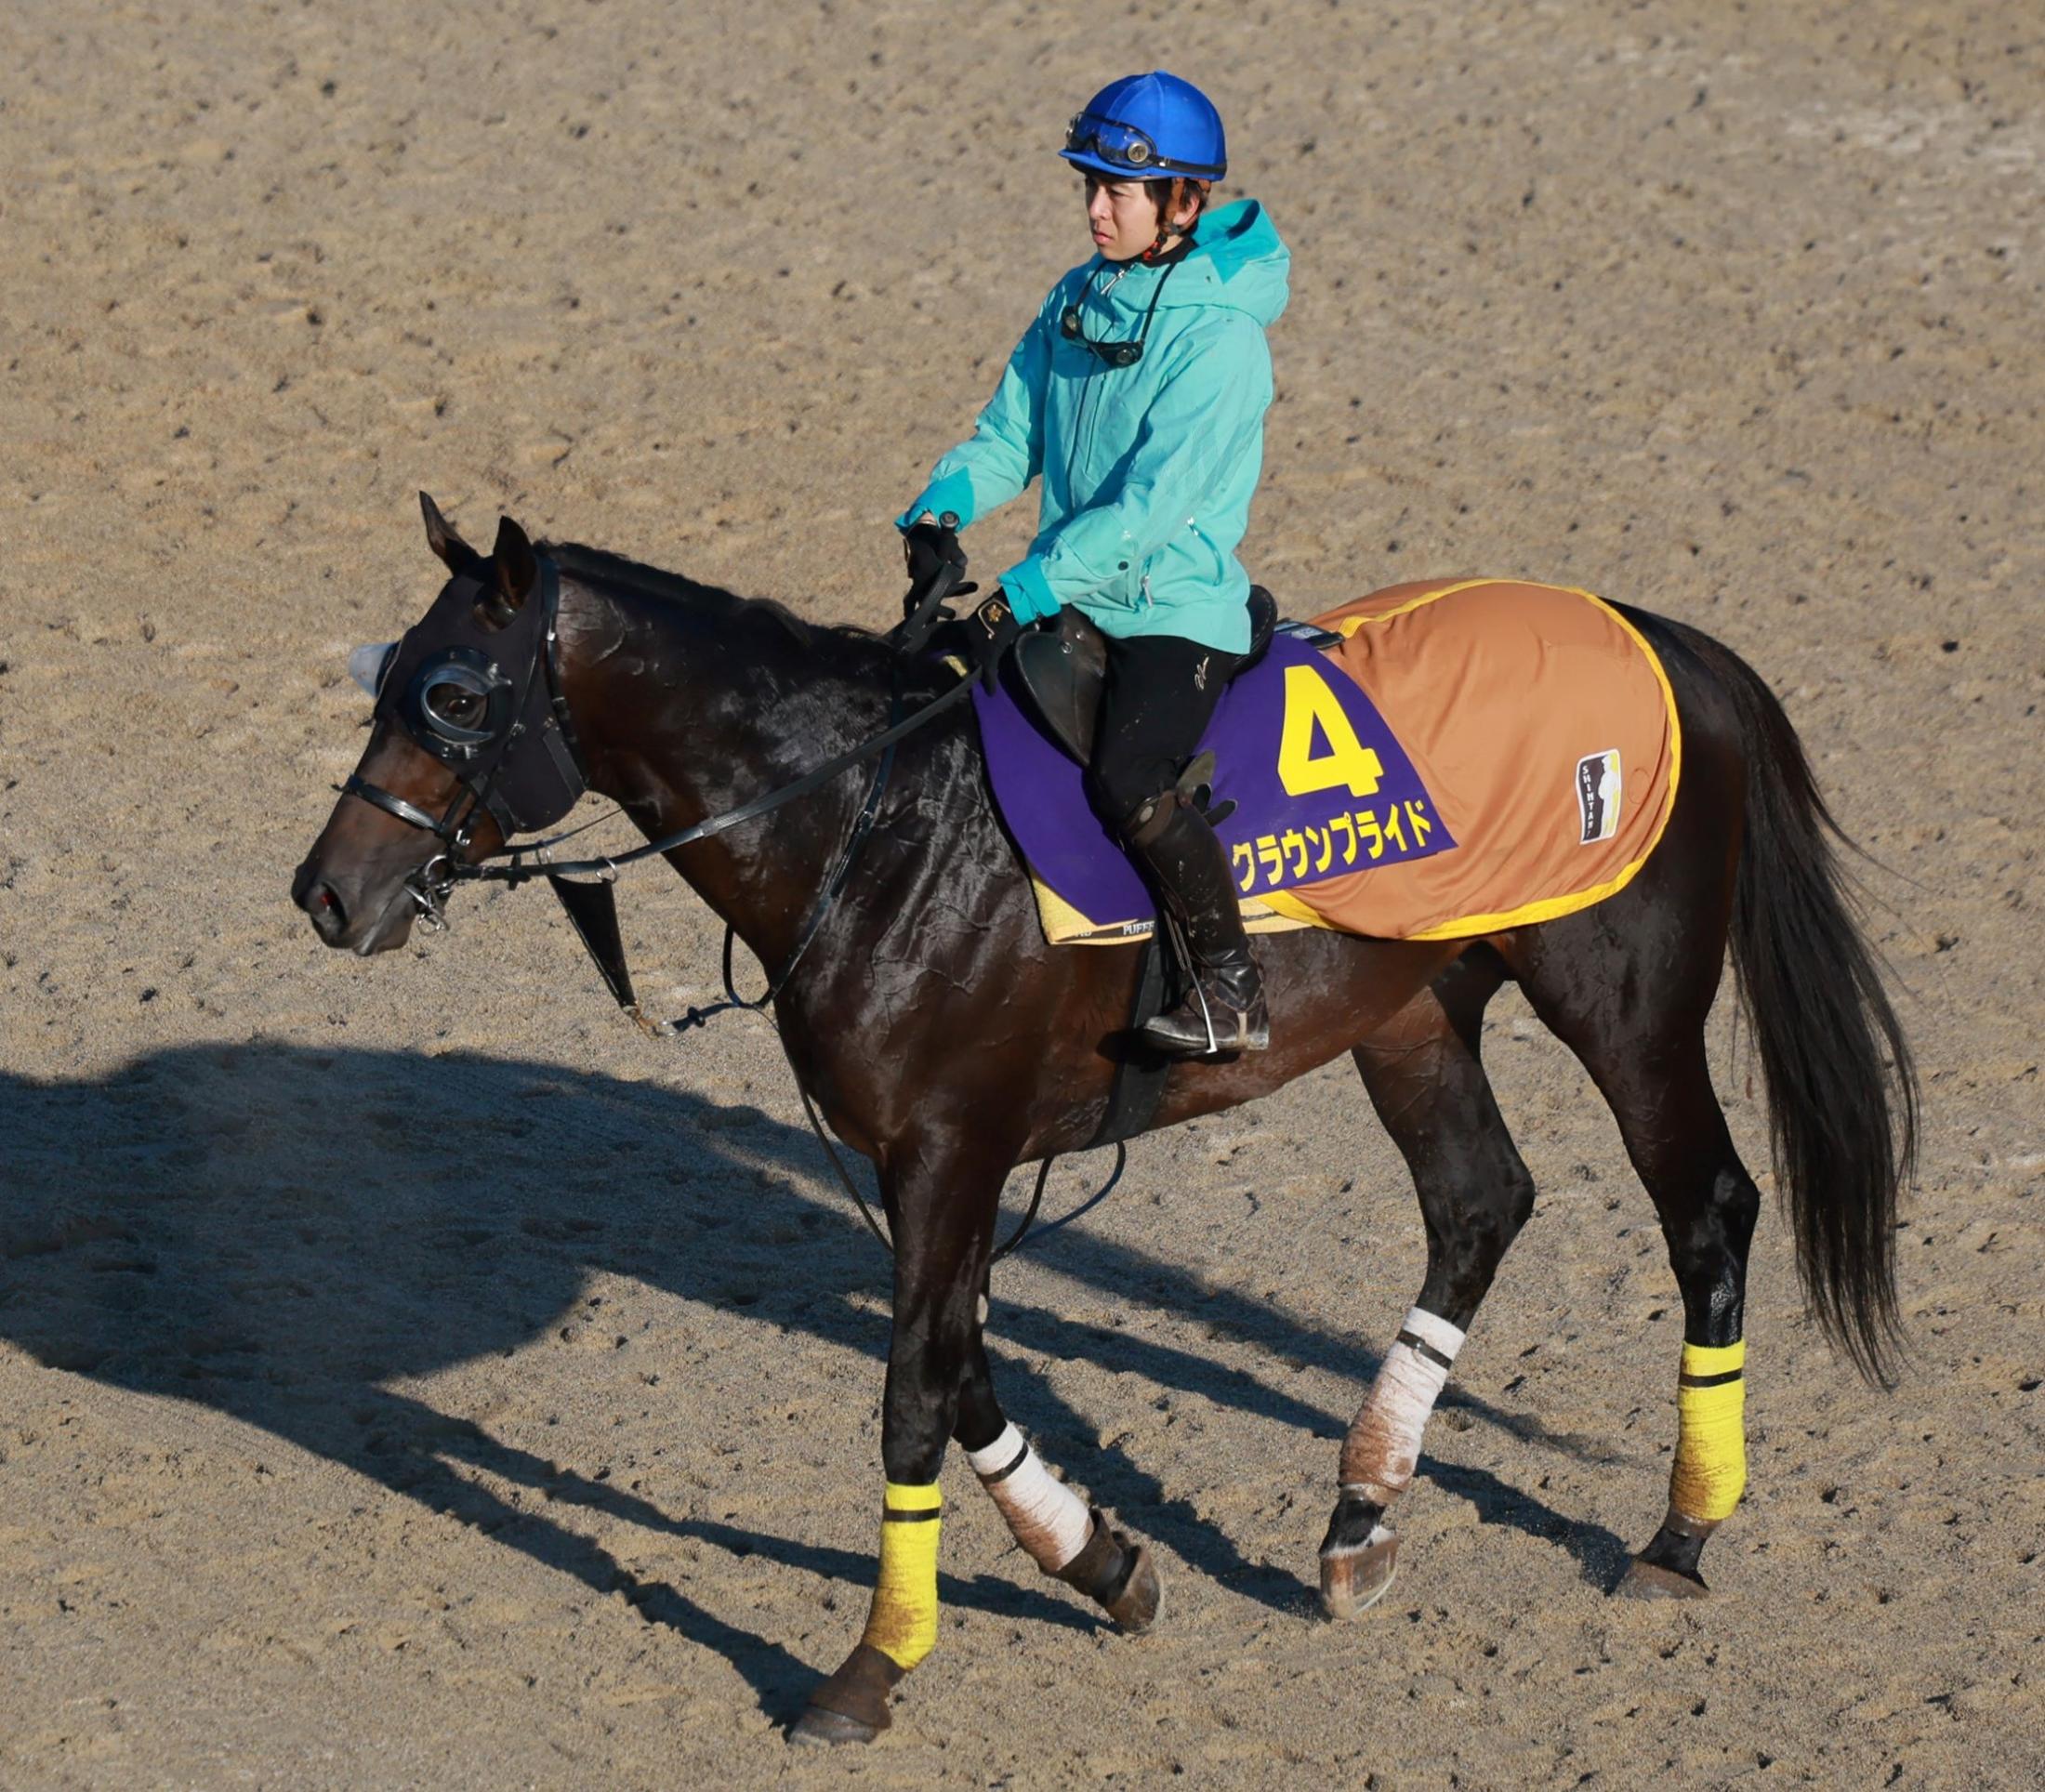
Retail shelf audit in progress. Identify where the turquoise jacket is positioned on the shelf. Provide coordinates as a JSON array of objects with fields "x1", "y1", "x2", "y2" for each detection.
[{"x1": 901, "y1": 199, "x2": 1289, "y2": 654}]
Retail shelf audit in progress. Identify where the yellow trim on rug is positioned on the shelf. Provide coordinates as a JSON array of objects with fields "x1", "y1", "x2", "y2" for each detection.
[
  {"x1": 1333, "y1": 576, "x2": 1509, "y2": 635},
  {"x1": 1326, "y1": 578, "x2": 1683, "y2": 942},
  {"x1": 1031, "y1": 876, "x2": 1145, "y2": 946},
  {"x1": 1029, "y1": 871, "x2": 1311, "y2": 946},
  {"x1": 1258, "y1": 887, "x2": 1339, "y2": 929}
]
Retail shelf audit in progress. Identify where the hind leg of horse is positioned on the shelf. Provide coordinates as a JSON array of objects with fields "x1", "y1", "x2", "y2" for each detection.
[
  {"x1": 792, "y1": 1135, "x2": 1000, "y2": 1746},
  {"x1": 952, "y1": 1331, "x2": 1161, "y2": 1631},
  {"x1": 1511, "y1": 917, "x2": 1761, "y2": 1598},
  {"x1": 1322, "y1": 947, "x2": 1534, "y2": 1616}
]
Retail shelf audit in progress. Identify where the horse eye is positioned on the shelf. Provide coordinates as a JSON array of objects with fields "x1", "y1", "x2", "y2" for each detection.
[{"x1": 429, "y1": 685, "x2": 482, "y2": 727}]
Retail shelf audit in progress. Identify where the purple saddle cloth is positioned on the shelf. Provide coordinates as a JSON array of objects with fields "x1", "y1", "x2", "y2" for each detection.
[{"x1": 971, "y1": 626, "x2": 1458, "y2": 933}]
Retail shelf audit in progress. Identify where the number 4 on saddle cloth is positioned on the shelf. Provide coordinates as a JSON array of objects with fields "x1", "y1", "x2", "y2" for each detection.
[{"x1": 974, "y1": 577, "x2": 1682, "y2": 947}]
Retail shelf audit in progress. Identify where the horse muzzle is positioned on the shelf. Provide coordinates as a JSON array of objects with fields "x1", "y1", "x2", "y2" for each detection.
[{"x1": 292, "y1": 844, "x2": 435, "y2": 955}]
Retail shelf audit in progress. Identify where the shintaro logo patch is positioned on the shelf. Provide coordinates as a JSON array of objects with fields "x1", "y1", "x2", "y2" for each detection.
[{"x1": 1577, "y1": 749, "x2": 1622, "y2": 844}]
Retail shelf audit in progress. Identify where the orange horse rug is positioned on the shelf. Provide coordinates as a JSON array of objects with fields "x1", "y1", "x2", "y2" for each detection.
[{"x1": 978, "y1": 578, "x2": 1682, "y2": 945}]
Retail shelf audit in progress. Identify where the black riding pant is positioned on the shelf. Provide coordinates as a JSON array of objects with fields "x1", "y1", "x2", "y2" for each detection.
[{"x1": 1083, "y1": 632, "x2": 1241, "y2": 831}]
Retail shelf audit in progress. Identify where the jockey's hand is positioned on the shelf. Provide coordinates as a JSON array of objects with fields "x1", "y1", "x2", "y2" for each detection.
[
  {"x1": 902, "y1": 514, "x2": 973, "y2": 614},
  {"x1": 960, "y1": 589, "x2": 1027, "y2": 692}
]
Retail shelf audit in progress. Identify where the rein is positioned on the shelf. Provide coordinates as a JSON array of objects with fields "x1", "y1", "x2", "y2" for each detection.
[
  {"x1": 799, "y1": 1082, "x2": 1129, "y2": 1266},
  {"x1": 354, "y1": 549, "x2": 1123, "y2": 1261},
  {"x1": 446, "y1": 674, "x2": 974, "y2": 890},
  {"x1": 655, "y1": 690, "x2": 901, "y2": 1034}
]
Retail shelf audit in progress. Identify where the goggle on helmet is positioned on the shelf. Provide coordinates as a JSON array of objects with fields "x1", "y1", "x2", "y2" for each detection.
[{"x1": 1059, "y1": 71, "x2": 1227, "y2": 182}]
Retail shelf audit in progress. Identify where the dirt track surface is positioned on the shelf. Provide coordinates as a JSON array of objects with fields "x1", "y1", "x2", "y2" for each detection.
[{"x1": 3, "y1": 2, "x2": 2041, "y2": 1785}]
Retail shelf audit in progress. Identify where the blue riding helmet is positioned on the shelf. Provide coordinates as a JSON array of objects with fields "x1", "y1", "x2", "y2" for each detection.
[{"x1": 1061, "y1": 71, "x2": 1226, "y2": 182}]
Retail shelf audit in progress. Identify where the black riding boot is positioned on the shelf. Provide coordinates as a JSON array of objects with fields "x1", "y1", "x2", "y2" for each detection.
[{"x1": 1122, "y1": 790, "x2": 1270, "y2": 1057}]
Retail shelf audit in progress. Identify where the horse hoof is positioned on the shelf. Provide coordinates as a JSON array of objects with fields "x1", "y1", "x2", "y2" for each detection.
[
  {"x1": 1617, "y1": 1558, "x2": 1709, "y2": 1601},
  {"x1": 1105, "y1": 1541, "x2": 1161, "y2": 1634},
  {"x1": 1319, "y1": 1533, "x2": 1399, "y2": 1620},
  {"x1": 793, "y1": 1641, "x2": 900, "y2": 1744},
  {"x1": 1056, "y1": 1513, "x2": 1163, "y2": 1634},
  {"x1": 789, "y1": 1706, "x2": 880, "y2": 1747}
]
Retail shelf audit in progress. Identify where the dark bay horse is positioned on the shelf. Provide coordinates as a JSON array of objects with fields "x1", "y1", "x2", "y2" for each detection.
[{"x1": 293, "y1": 499, "x2": 1915, "y2": 1745}]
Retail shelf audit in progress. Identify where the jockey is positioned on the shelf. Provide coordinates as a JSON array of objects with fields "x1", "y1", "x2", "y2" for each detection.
[{"x1": 900, "y1": 71, "x2": 1289, "y2": 1056}]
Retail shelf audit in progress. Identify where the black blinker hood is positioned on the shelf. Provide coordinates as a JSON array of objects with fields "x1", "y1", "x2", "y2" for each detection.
[{"x1": 374, "y1": 556, "x2": 588, "y2": 839}]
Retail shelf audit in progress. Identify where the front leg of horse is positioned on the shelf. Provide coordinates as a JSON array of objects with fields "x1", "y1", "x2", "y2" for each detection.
[
  {"x1": 791, "y1": 1141, "x2": 997, "y2": 1746},
  {"x1": 791, "y1": 1152, "x2": 1159, "y2": 1746},
  {"x1": 791, "y1": 1315, "x2": 965, "y2": 1741}
]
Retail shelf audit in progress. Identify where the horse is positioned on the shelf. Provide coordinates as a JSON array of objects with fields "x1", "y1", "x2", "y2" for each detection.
[{"x1": 292, "y1": 496, "x2": 1916, "y2": 1745}]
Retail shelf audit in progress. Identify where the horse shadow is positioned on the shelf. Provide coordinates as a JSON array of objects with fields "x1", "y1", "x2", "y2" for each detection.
[{"x1": 0, "y1": 1044, "x2": 1627, "y2": 1716}]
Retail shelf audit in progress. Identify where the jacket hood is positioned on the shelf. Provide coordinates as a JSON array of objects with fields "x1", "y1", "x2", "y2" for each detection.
[{"x1": 1157, "y1": 198, "x2": 1288, "y2": 324}]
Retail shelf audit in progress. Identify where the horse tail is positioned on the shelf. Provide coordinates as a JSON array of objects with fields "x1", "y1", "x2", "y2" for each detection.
[{"x1": 1695, "y1": 628, "x2": 1919, "y2": 1384}]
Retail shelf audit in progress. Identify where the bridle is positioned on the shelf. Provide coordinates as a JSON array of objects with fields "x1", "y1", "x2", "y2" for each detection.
[{"x1": 341, "y1": 555, "x2": 592, "y2": 931}]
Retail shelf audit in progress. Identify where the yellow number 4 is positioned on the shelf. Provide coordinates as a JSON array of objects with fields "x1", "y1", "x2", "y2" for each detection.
[{"x1": 1277, "y1": 664, "x2": 1384, "y2": 798}]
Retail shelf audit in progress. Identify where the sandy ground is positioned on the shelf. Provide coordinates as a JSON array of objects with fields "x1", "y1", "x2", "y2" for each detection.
[{"x1": 3, "y1": 1, "x2": 2042, "y2": 1785}]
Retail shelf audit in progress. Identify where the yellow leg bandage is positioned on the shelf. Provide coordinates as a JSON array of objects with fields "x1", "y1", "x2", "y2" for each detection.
[
  {"x1": 860, "y1": 1481, "x2": 942, "y2": 1671},
  {"x1": 1670, "y1": 1339, "x2": 1747, "y2": 1524}
]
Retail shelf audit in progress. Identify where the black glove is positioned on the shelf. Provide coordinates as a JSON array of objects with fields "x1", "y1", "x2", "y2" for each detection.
[
  {"x1": 902, "y1": 516, "x2": 975, "y2": 614},
  {"x1": 959, "y1": 589, "x2": 1025, "y2": 692}
]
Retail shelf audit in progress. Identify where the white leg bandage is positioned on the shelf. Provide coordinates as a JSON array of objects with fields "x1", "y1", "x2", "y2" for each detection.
[
  {"x1": 966, "y1": 1423, "x2": 1092, "y2": 1573},
  {"x1": 1339, "y1": 1307, "x2": 1467, "y2": 1505}
]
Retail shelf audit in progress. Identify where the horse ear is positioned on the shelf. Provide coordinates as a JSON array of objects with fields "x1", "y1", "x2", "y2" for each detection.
[
  {"x1": 492, "y1": 515, "x2": 538, "y2": 613},
  {"x1": 420, "y1": 491, "x2": 471, "y2": 570}
]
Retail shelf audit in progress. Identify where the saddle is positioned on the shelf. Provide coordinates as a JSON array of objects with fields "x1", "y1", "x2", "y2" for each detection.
[{"x1": 1009, "y1": 586, "x2": 1279, "y2": 765}]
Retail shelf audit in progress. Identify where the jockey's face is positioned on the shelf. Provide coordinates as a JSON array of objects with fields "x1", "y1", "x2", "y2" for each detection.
[{"x1": 1085, "y1": 175, "x2": 1170, "y2": 262}]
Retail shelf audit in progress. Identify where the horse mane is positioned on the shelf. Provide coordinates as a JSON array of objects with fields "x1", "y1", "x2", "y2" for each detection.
[{"x1": 542, "y1": 538, "x2": 891, "y2": 666}]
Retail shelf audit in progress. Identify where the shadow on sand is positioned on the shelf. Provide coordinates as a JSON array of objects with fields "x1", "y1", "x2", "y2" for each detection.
[{"x1": 1, "y1": 1044, "x2": 1627, "y2": 1719}]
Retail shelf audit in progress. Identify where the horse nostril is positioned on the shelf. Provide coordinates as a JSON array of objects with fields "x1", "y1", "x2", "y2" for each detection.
[{"x1": 299, "y1": 876, "x2": 349, "y2": 939}]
